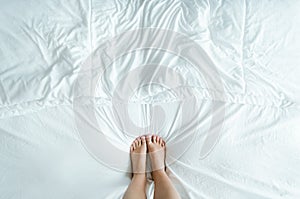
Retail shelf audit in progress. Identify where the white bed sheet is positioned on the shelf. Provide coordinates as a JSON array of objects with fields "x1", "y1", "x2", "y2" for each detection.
[{"x1": 0, "y1": 0, "x2": 300, "y2": 198}]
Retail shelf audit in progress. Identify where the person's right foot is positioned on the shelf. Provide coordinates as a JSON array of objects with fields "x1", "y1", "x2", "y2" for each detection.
[
  {"x1": 130, "y1": 136, "x2": 147, "y2": 176},
  {"x1": 146, "y1": 135, "x2": 166, "y2": 173}
]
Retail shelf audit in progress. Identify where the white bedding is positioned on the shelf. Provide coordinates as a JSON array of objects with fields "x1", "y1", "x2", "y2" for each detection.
[{"x1": 1, "y1": 0, "x2": 300, "y2": 198}]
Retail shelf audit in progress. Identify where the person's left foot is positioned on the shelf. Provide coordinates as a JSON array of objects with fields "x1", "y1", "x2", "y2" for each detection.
[{"x1": 130, "y1": 136, "x2": 147, "y2": 176}]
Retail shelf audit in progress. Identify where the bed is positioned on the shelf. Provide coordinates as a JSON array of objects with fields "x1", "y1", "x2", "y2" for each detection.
[{"x1": 0, "y1": 0, "x2": 300, "y2": 198}]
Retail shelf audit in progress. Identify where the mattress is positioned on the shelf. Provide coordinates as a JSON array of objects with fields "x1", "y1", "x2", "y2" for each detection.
[{"x1": 0, "y1": 0, "x2": 300, "y2": 198}]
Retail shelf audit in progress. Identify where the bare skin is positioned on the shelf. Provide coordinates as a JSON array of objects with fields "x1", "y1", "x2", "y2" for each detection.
[
  {"x1": 123, "y1": 136, "x2": 147, "y2": 199},
  {"x1": 123, "y1": 135, "x2": 181, "y2": 199}
]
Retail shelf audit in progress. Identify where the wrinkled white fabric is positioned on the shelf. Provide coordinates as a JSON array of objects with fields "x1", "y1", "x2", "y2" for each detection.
[{"x1": 0, "y1": 0, "x2": 300, "y2": 198}]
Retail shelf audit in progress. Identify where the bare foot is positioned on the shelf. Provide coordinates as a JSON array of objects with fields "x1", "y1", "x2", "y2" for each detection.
[
  {"x1": 146, "y1": 135, "x2": 166, "y2": 174},
  {"x1": 124, "y1": 136, "x2": 147, "y2": 199},
  {"x1": 130, "y1": 136, "x2": 147, "y2": 177}
]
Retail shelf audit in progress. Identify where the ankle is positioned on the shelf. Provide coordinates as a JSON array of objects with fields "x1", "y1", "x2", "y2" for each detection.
[
  {"x1": 152, "y1": 169, "x2": 167, "y2": 181},
  {"x1": 132, "y1": 173, "x2": 147, "y2": 181}
]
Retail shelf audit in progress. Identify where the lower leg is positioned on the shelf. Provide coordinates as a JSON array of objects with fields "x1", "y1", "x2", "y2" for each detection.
[
  {"x1": 123, "y1": 174, "x2": 147, "y2": 199},
  {"x1": 153, "y1": 170, "x2": 181, "y2": 199}
]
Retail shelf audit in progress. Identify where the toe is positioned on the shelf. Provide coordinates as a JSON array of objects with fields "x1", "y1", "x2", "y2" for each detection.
[
  {"x1": 156, "y1": 136, "x2": 159, "y2": 143},
  {"x1": 134, "y1": 140, "x2": 139, "y2": 147},
  {"x1": 141, "y1": 136, "x2": 146, "y2": 144},
  {"x1": 146, "y1": 135, "x2": 152, "y2": 144},
  {"x1": 153, "y1": 136, "x2": 156, "y2": 143},
  {"x1": 137, "y1": 138, "x2": 141, "y2": 147},
  {"x1": 159, "y1": 137, "x2": 162, "y2": 145},
  {"x1": 132, "y1": 143, "x2": 136, "y2": 150}
]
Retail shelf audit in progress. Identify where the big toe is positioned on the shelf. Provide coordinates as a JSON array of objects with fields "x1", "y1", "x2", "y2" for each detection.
[
  {"x1": 146, "y1": 135, "x2": 152, "y2": 144},
  {"x1": 141, "y1": 136, "x2": 146, "y2": 144}
]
